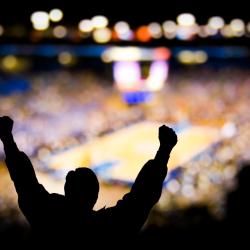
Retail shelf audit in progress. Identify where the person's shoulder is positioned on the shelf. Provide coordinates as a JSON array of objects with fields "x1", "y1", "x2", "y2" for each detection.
[
  {"x1": 96, "y1": 205, "x2": 122, "y2": 221},
  {"x1": 96, "y1": 206, "x2": 115, "y2": 216},
  {"x1": 49, "y1": 193, "x2": 65, "y2": 203},
  {"x1": 50, "y1": 193, "x2": 65, "y2": 199}
]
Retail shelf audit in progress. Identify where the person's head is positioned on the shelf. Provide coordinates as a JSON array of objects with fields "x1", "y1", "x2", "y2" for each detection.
[{"x1": 64, "y1": 167, "x2": 99, "y2": 209}]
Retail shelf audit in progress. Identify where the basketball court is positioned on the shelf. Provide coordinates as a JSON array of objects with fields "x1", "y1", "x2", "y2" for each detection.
[{"x1": 45, "y1": 121, "x2": 221, "y2": 184}]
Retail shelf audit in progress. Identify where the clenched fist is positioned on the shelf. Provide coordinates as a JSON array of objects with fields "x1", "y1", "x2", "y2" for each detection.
[
  {"x1": 158, "y1": 125, "x2": 178, "y2": 150},
  {"x1": 0, "y1": 116, "x2": 14, "y2": 140}
]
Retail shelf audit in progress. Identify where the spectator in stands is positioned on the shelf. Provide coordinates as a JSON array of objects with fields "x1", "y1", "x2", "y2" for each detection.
[{"x1": 0, "y1": 116, "x2": 177, "y2": 247}]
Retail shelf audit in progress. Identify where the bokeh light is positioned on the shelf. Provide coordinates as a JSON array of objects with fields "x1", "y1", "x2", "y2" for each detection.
[
  {"x1": 2, "y1": 55, "x2": 18, "y2": 70},
  {"x1": 208, "y1": 16, "x2": 225, "y2": 30},
  {"x1": 91, "y1": 15, "x2": 108, "y2": 29},
  {"x1": 177, "y1": 13, "x2": 196, "y2": 26},
  {"x1": 148, "y1": 22, "x2": 162, "y2": 39},
  {"x1": 58, "y1": 52, "x2": 75, "y2": 66},
  {"x1": 31, "y1": 11, "x2": 50, "y2": 31},
  {"x1": 92, "y1": 28, "x2": 112, "y2": 43},
  {"x1": 78, "y1": 19, "x2": 93, "y2": 33},
  {"x1": 136, "y1": 26, "x2": 151, "y2": 42},
  {"x1": 49, "y1": 9, "x2": 63, "y2": 22},
  {"x1": 53, "y1": 25, "x2": 67, "y2": 38}
]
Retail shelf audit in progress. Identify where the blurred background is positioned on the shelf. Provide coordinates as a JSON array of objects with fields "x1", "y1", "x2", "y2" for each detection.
[{"x1": 0, "y1": 0, "x2": 250, "y2": 246}]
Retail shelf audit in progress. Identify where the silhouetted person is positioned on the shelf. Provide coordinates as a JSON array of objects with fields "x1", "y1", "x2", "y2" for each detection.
[
  {"x1": 0, "y1": 116, "x2": 177, "y2": 247},
  {"x1": 224, "y1": 162, "x2": 250, "y2": 246}
]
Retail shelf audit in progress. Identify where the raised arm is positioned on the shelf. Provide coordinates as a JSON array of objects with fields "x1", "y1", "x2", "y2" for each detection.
[
  {"x1": 112, "y1": 125, "x2": 177, "y2": 232},
  {"x1": 128, "y1": 125, "x2": 178, "y2": 206},
  {"x1": 0, "y1": 116, "x2": 40, "y2": 194}
]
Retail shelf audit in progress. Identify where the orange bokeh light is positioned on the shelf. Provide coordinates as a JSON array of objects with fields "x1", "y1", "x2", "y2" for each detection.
[{"x1": 136, "y1": 26, "x2": 151, "y2": 42}]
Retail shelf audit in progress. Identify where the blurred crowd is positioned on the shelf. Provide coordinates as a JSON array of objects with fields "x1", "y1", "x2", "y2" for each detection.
[
  {"x1": 1, "y1": 66, "x2": 250, "y2": 245},
  {"x1": 0, "y1": 70, "x2": 147, "y2": 157},
  {"x1": 1, "y1": 67, "x2": 250, "y2": 156}
]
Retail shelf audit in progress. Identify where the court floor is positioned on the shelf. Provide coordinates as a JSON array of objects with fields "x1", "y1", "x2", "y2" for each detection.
[{"x1": 46, "y1": 121, "x2": 220, "y2": 183}]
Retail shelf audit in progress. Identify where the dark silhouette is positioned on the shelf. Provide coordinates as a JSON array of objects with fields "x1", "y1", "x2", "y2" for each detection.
[
  {"x1": 223, "y1": 162, "x2": 250, "y2": 246},
  {"x1": 0, "y1": 116, "x2": 177, "y2": 247},
  {"x1": 138, "y1": 205, "x2": 219, "y2": 248},
  {"x1": 138, "y1": 162, "x2": 250, "y2": 248}
]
